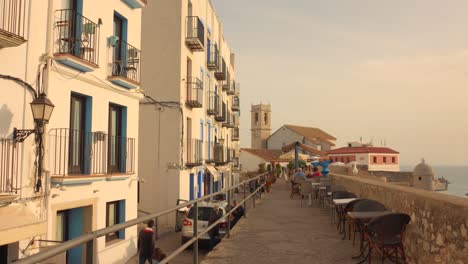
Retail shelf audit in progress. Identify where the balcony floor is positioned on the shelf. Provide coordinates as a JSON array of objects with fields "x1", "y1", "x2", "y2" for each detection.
[{"x1": 202, "y1": 178, "x2": 365, "y2": 264}]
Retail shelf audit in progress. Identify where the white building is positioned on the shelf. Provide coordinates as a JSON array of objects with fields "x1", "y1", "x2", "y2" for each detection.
[
  {"x1": 328, "y1": 146, "x2": 400, "y2": 172},
  {"x1": 1, "y1": 0, "x2": 145, "y2": 262},
  {"x1": 139, "y1": 0, "x2": 241, "y2": 227}
]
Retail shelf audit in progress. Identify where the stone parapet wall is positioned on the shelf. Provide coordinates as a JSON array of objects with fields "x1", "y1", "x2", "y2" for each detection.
[{"x1": 330, "y1": 173, "x2": 468, "y2": 264}]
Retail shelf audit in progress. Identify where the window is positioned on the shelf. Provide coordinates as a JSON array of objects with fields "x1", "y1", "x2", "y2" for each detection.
[
  {"x1": 56, "y1": 211, "x2": 68, "y2": 242},
  {"x1": 392, "y1": 157, "x2": 396, "y2": 163},
  {"x1": 106, "y1": 200, "x2": 125, "y2": 243},
  {"x1": 418, "y1": 176, "x2": 422, "y2": 181},
  {"x1": 264, "y1": 113, "x2": 268, "y2": 124},
  {"x1": 383, "y1": 157, "x2": 387, "y2": 163},
  {"x1": 255, "y1": 113, "x2": 259, "y2": 125},
  {"x1": 373, "y1": 156, "x2": 377, "y2": 163}
]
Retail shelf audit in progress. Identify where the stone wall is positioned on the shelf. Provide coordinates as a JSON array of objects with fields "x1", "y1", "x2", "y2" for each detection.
[{"x1": 330, "y1": 173, "x2": 468, "y2": 264}]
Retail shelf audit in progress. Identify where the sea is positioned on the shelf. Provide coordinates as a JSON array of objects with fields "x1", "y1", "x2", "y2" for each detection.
[{"x1": 401, "y1": 165, "x2": 468, "y2": 199}]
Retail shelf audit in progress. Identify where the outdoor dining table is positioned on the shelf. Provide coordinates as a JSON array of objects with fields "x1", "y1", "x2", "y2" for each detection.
[
  {"x1": 347, "y1": 210, "x2": 393, "y2": 264},
  {"x1": 333, "y1": 198, "x2": 358, "y2": 239}
]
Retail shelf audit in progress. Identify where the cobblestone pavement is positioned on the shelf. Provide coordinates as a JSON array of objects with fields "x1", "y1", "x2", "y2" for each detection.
[{"x1": 201, "y1": 178, "x2": 360, "y2": 264}]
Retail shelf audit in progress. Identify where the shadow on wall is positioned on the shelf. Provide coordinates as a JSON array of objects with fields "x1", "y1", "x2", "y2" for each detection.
[{"x1": 0, "y1": 105, "x2": 13, "y2": 138}]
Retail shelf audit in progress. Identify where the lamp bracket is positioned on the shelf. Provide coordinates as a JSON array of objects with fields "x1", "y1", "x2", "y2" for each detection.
[{"x1": 13, "y1": 128, "x2": 36, "y2": 142}]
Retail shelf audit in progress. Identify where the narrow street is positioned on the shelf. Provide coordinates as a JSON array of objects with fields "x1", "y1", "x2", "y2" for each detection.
[{"x1": 127, "y1": 184, "x2": 268, "y2": 264}]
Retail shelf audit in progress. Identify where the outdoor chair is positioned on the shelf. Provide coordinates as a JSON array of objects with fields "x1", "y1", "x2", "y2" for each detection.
[
  {"x1": 290, "y1": 181, "x2": 301, "y2": 199},
  {"x1": 299, "y1": 182, "x2": 315, "y2": 207},
  {"x1": 331, "y1": 191, "x2": 357, "y2": 224},
  {"x1": 323, "y1": 185, "x2": 345, "y2": 209},
  {"x1": 342, "y1": 198, "x2": 364, "y2": 237},
  {"x1": 351, "y1": 199, "x2": 387, "y2": 251},
  {"x1": 364, "y1": 213, "x2": 411, "y2": 264}
]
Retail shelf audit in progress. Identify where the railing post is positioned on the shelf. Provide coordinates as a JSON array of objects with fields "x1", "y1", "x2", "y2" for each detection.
[
  {"x1": 227, "y1": 182, "x2": 231, "y2": 238},
  {"x1": 243, "y1": 182, "x2": 247, "y2": 218},
  {"x1": 85, "y1": 237, "x2": 97, "y2": 264},
  {"x1": 193, "y1": 201, "x2": 199, "y2": 264}
]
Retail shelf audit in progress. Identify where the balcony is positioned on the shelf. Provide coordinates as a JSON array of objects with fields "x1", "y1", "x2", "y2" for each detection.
[
  {"x1": 186, "y1": 139, "x2": 203, "y2": 167},
  {"x1": 185, "y1": 77, "x2": 203, "y2": 108},
  {"x1": 232, "y1": 95, "x2": 240, "y2": 112},
  {"x1": 207, "y1": 43, "x2": 219, "y2": 71},
  {"x1": 214, "y1": 58, "x2": 226, "y2": 80},
  {"x1": 206, "y1": 91, "x2": 219, "y2": 115},
  {"x1": 215, "y1": 102, "x2": 226, "y2": 122},
  {"x1": 122, "y1": 0, "x2": 147, "y2": 9},
  {"x1": 53, "y1": 9, "x2": 100, "y2": 72},
  {"x1": 214, "y1": 143, "x2": 225, "y2": 165},
  {"x1": 108, "y1": 40, "x2": 141, "y2": 89},
  {"x1": 0, "y1": 0, "x2": 27, "y2": 48},
  {"x1": 0, "y1": 139, "x2": 19, "y2": 196},
  {"x1": 232, "y1": 128, "x2": 240, "y2": 141},
  {"x1": 185, "y1": 16, "x2": 204, "y2": 52},
  {"x1": 223, "y1": 110, "x2": 235, "y2": 128},
  {"x1": 228, "y1": 81, "x2": 238, "y2": 96},
  {"x1": 205, "y1": 141, "x2": 215, "y2": 164},
  {"x1": 48, "y1": 129, "x2": 135, "y2": 184},
  {"x1": 222, "y1": 79, "x2": 234, "y2": 95}
]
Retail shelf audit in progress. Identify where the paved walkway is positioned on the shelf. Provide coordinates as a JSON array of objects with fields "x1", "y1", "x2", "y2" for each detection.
[{"x1": 201, "y1": 178, "x2": 358, "y2": 264}]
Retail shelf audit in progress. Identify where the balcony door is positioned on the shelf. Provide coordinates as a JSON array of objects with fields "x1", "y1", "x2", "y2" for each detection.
[
  {"x1": 108, "y1": 105, "x2": 122, "y2": 173},
  {"x1": 186, "y1": 118, "x2": 192, "y2": 163},
  {"x1": 69, "y1": 95, "x2": 86, "y2": 174}
]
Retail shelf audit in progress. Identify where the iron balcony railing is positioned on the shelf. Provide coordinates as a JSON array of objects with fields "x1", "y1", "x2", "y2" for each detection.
[
  {"x1": 206, "y1": 91, "x2": 219, "y2": 115},
  {"x1": 111, "y1": 39, "x2": 141, "y2": 84},
  {"x1": 214, "y1": 143, "x2": 225, "y2": 165},
  {"x1": 232, "y1": 95, "x2": 240, "y2": 111},
  {"x1": 14, "y1": 172, "x2": 270, "y2": 264},
  {"x1": 48, "y1": 128, "x2": 135, "y2": 176},
  {"x1": 232, "y1": 128, "x2": 240, "y2": 141},
  {"x1": 0, "y1": 139, "x2": 19, "y2": 194},
  {"x1": 0, "y1": 0, "x2": 27, "y2": 46},
  {"x1": 227, "y1": 81, "x2": 237, "y2": 96},
  {"x1": 54, "y1": 9, "x2": 100, "y2": 66},
  {"x1": 223, "y1": 110, "x2": 234, "y2": 128},
  {"x1": 185, "y1": 16, "x2": 204, "y2": 51},
  {"x1": 186, "y1": 77, "x2": 203, "y2": 108},
  {"x1": 215, "y1": 101, "x2": 227, "y2": 122},
  {"x1": 232, "y1": 112, "x2": 240, "y2": 127},
  {"x1": 186, "y1": 139, "x2": 203, "y2": 167},
  {"x1": 205, "y1": 141, "x2": 215, "y2": 163},
  {"x1": 207, "y1": 44, "x2": 219, "y2": 70},
  {"x1": 214, "y1": 57, "x2": 226, "y2": 80}
]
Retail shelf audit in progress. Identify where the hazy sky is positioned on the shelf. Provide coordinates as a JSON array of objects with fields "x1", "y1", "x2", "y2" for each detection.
[{"x1": 212, "y1": 0, "x2": 468, "y2": 166}]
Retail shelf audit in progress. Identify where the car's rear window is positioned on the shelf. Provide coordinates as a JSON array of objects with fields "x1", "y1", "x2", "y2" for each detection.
[{"x1": 187, "y1": 207, "x2": 214, "y2": 221}]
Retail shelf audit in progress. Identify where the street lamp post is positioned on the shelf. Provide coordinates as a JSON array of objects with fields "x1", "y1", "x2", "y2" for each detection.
[{"x1": 13, "y1": 93, "x2": 55, "y2": 192}]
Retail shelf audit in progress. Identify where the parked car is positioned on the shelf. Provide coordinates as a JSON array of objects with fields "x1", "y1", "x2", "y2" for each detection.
[{"x1": 181, "y1": 201, "x2": 229, "y2": 245}]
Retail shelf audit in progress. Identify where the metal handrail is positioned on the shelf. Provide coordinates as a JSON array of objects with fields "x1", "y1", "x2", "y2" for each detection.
[{"x1": 15, "y1": 172, "x2": 271, "y2": 264}]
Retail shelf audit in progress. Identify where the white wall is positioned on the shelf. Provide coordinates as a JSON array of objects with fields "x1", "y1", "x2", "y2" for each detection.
[
  {"x1": 267, "y1": 126, "x2": 303, "y2": 150},
  {"x1": 239, "y1": 151, "x2": 266, "y2": 173}
]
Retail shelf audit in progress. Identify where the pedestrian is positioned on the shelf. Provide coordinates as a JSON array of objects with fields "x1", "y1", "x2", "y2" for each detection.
[
  {"x1": 138, "y1": 220, "x2": 155, "y2": 264},
  {"x1": 208, "y1": 205, "x2": 221, "y2": 251},
  {"x1": 312, "y1": 166, "x2": 322, "y2": 177}
]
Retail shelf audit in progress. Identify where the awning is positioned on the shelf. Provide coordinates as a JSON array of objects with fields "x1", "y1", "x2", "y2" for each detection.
[
  {"x1": 206, "y1": 165, "x2": 220, "y2": 181},
  {"x1": 0, "y1": 203, "x2": 47, "y2": 245},
  {"x1": 279, "y1": 150, "x2": 309, "y2": 161}
]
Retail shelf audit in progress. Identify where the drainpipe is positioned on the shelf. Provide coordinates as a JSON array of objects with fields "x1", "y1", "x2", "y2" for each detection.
[{"x1": 42, "y1": 0, "x2": 54, "y2": 248}]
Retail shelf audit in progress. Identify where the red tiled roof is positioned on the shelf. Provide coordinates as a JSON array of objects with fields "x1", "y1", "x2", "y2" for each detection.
[
  {"x1": 241, "y1": 148, "x2": 285, "y2": 161},
  {"x1": 327, "y1": 147, "x2": 399, "y2": 155},
  {"x1": 284, "y1": 125, "x2": 336, "y2": 146},
  {"x1": 281, "y1": 142, "x2": 324, "y2": 156}
]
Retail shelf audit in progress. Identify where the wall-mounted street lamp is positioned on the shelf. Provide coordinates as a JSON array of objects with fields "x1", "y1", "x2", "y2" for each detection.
[{"x1": 13, "y1": 93, "x2": 55, "y2": 192}]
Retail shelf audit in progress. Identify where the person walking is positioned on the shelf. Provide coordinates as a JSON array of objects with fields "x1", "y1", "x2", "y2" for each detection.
[{"x1": 138, "y1": 220, "x2": 155, "y2": 264}]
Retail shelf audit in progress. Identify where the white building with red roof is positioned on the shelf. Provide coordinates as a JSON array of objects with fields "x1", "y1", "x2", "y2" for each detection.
[{"x1": 327, "y1": 146, "x2": 400, "y2": 172}]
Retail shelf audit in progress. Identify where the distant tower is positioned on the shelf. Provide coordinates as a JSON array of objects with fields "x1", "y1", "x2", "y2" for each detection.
[{"x1": 251, "y1": 103, "x2": 271, "y2": 149}]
